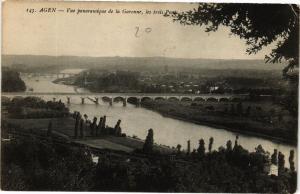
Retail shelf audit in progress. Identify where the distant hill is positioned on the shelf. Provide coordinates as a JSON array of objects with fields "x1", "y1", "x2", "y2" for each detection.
[{"x1": 2, "y1": 54, "x2": 285, "y2": 72}]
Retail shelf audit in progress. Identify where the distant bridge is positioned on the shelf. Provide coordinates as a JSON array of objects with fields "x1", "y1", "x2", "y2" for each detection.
[
  {"x1": 20, "y1": 72, "x2": 77, "y2": 78},
  {"x1": 2, "y1": 92, "x2": 249, "y2": 106}
]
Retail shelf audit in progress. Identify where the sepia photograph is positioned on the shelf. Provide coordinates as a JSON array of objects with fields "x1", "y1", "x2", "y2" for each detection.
[{"x1": 1, "y1": 1, "x2": 299, "y2": 193}]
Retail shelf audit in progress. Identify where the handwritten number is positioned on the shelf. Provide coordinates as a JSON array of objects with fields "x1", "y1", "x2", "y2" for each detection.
[
  {"x1": 145, "y1": 27, "x2": 152, "y2": 33},
  {"x1": 135, "y1": 26, "x2": 140, "y2": 37},
  {"x1": 135, "y1": 27, "x2": 152, "y2": 37}
]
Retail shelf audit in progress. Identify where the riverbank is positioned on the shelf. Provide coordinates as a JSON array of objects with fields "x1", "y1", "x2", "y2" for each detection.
[
  {"x1": 159, "y1": 112, "x2": 296, "y2": 145},
  {"x1": 140, "y1": 100, "x2": 297, "y2": 146}
]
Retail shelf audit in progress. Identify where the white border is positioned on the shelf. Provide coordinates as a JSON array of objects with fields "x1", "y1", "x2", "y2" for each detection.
[{"x1": 0, "y1": 1, "x2": 299, "y2": 194}]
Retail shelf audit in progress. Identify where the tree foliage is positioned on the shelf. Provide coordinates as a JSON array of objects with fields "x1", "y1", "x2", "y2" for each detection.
[
  {"x1": 197, "y1": 138, "x2": 205, "y2": 157},
  {"x1": 2, "y1": 68, "x2": 26, "y2": 92},
  {"x1": 143, "y1": 128, "x2": 154, "y2": 153},
  {"x1": 167, "y1": 4, "x2": 299, "y2": 77},
  {"x1": 2, "y1": 135, "x2": 297, "y2": 193},
  {"x1": 208, "y1": 137, "x2": 214, "y2": 152},
  {"x1": 271, "y1": 149, "x2": 278, "y2": 165},
  {"x1": 7, "y1": 97, "x2": 69, "y2": 119}
]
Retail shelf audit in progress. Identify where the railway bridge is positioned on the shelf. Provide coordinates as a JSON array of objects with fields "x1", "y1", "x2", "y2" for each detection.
[{"x1": 2, "y1": 92, "x2": 249, "y2": 107}]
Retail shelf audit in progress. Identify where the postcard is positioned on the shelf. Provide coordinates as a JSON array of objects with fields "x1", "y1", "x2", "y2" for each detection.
[{"x1": 1, "y1": 1, "x2": 299, "y2": 192}]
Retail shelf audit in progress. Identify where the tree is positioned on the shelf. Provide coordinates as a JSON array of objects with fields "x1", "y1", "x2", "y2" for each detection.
[
  {"x1": 97, "y1": 117, "x2": 103, "y2": 135},
  {"x1": 176, "y1": 144, "x2": 182, "y2": 154},
  {"x1": 249, "y1": 145, "x2": 270, "y2": 173},
  {"x1": 289, "y1": 150, "x2": 295, "y2": 172},
  {"x1": 114, "y1": 119, "x2": 122, "y2": 136},
  {"x1": 278, "y1": 152, "x2": 285, "y2": 175},
  {"x1": 187, "y1": 140, "x2": 191, "y2": 155},
  {"x1": 83, "y1": 114, "x2": 88, "y2": 121},
  {"x1": 226, "y1": 140, "x2": 232, "y2": 151},
  {"x1": 2, "y1": 68, "x2": 26, "y2": 92},
  {"x1": 208, "y1": 137, "x2": 214, "y2": 153},
  {"x1": 167, "y1": 4, "x2": 299, "y2": 78},
  {"x1": 197, "y1": 139, "x2": 205, "y2": 157},
  {"x1": 102, "y1": 116, "x2": 107, "y2": 129},
  {"x1": 90, "y1": 117, "x2": 97, "y2": 136},
  {"x1": 143, "y1": 128, "x2": 154, "y2": 153},
  {"x1": 234, "y1": 135, "x2": 239, "y2": 148},
  {"x1": 271, "y1": 149, "x2": 278, "y2": 165}
]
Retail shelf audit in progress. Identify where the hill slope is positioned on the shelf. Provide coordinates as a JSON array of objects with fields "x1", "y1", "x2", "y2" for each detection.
[{"x1": 2, "y1": 55, "x2": 285, "y2": 72}]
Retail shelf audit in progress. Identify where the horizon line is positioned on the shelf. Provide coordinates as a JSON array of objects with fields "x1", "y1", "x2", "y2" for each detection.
[{"x1": 2, "y1": 53, "x2": 269, "y2": 61}]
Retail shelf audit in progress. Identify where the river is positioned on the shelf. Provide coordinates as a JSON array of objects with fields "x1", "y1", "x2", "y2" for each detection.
[{"x1": 20, "y1": 69, "x2": 297, "y2": 167}]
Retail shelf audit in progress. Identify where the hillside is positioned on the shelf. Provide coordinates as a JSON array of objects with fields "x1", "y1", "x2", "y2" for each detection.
[{"x1": 2, "y1": 55, "x2": 285, "y2": 72}]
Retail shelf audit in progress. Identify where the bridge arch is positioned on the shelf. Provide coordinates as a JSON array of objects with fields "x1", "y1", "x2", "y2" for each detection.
[
  {"x1": 206, "y1": 97, "x2": 218, "y2": 102},
  {"x1": 154, "y1": 97, "x2": 166, "y2": 101},
  {"x1": 193, "y1": 97, "x2": 205, "y2": 102},
  {"x1": 168, "y1": 97, "x2": 179, "y2": 101},
  {"x1": 127, "y1": 97, "x2": 139, "y2": 103},
  {"x1": 102, "y1": 96, "x2": 112, "y2": 103},
  {"x1": 113, "y1": 96, "x2": 125, "y2": 102},
  {"x1": 141, "y1": 97, "x2": 153, "y2": 102},
  {"x1": 181, "y1": 97, "x2": 192, "y2": 102}
]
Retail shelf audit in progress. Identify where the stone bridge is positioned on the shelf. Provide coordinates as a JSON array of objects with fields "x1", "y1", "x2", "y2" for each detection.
[{"x1": 2, "y1": 92, "x2": 249, "y2": 106}]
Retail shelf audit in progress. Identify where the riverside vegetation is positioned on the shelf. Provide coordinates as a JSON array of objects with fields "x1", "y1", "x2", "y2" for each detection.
[{"x1": 1, "y1": 97, "x2": 297, "y2": 192}]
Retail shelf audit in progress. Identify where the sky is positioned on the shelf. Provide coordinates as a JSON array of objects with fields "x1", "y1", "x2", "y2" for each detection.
[{"x1": 3, "y1": 1, "x2": 274, "y2": 59}]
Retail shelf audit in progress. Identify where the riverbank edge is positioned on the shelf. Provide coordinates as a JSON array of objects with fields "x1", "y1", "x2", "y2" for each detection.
[{"x1": 141, "y1": 105, "x2": 297, "y2": 146}]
